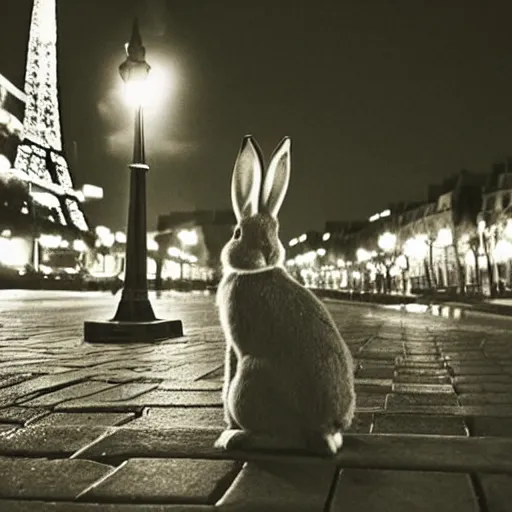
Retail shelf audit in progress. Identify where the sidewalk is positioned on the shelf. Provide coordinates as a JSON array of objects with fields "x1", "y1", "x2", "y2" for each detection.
[
  {"x1": 314, "y1": 287, "x2": 512, "y2": 320},
  {"x1": 0, "y1": 290, "x2": 511, "y2": 510}
]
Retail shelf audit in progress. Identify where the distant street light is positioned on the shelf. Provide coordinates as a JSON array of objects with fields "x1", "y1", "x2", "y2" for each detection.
[
  {"x1": 378, "y1": 232, "x2": 397, "y2": 253},
  {"x1": 178, "y1": 229, "x2": 198, "y2": 246},
  {"x1": 84, "y1": 19, "x2": 183, "y2": 343}
]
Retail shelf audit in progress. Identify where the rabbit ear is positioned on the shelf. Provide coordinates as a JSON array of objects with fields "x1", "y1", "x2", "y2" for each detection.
[
  {"x1": 260, "y1": 137, "x2": 291, "y2": 217},
  {"x1": 231, "y1": 135, "x2": 263, "y2": 222}
]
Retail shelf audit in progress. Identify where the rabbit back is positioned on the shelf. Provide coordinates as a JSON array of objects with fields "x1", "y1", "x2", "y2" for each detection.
[{"x1": 218, "y1": 267, "x2": 355, "y2": 432}]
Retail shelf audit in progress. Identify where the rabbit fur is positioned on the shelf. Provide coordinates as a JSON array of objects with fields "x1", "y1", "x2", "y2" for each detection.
[{"x1": 214, "y1": 135, "x2": 356, "y2": 455}]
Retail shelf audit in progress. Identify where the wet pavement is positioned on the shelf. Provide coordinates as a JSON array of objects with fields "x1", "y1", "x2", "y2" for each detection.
[{"x1": 0, "y1": 289, "x2": 511, "y2": 510}]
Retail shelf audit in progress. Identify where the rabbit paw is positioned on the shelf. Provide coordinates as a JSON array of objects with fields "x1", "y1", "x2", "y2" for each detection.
[
  {"x1": 214, "y1": 429, "x2": 245, "y2": 450},
  {"x1": 327, "y1": 432, "x2": 343, "y2": 453}
]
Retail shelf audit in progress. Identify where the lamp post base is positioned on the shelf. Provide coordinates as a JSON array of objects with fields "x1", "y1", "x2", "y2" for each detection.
[{"x1": 84, "y1": 318, "x2": 183, "y2": 343}]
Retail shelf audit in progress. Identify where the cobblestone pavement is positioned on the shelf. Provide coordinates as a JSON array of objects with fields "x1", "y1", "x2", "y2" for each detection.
[{"x1": 0, "y1": 289, "x2": 511, "y2": 511}]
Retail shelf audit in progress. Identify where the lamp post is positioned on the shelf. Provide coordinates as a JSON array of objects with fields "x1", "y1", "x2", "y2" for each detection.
[{"x1": 84, "y1": 19, "x2": 183, "y2": 342}]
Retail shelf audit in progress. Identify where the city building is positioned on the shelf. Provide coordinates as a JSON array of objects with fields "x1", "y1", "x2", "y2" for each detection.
[
  {"x1": 155, "y1": 209, "x2": 236, "y2": 285},
  {"x1": 478, "y1": 160, "x2": 512, "y2": 294},
  {"x1": 287, "y1": 170, "x2": 488, "y2": 295}
]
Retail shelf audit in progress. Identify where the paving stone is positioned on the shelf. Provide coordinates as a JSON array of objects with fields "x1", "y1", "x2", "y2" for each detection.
[
  {"x1": 348, "y1": 412, "x2": 374, "y2": 434},
  {"x1": 81, "y1": 458, "x2": 240, "y2": 504},
  {"x1": 0, "y1": 456, "x2": 113, "y2": 500},
  {"x1": 217, "y1": 460, "x2": 337, "y2": 511},
  {"x1": 455, "y1": 383, "x2": 512, "y2": 393},
  {"x1": 372, "y1": 413, "x2": 467, "y2": 435},
  {"x1": 0, "y1": 503, "x2": 214, "y2": 511},
  {"x1": 354, "y1": 378, "x2": 393, "y2": 388},
  {"x1": 458, "y1": 393, "x2": 512, "y2": 405},
  {"x1": 75, "y1": 427, "x2": 222, "y2": 461},
  {"x1": 0, "y1": 406, "x2": 50, "y2": 425},
  {"x1": 355, "y1": 393, "x2": 387, "y2": 411},
  {"x1": 0, "y1": 425, "x2": 111, "y2": 457},
  {"x1": 0, "y1": 423, "x2": 18, "y2": 434},
  {"x1": 0, "y1": 374, "x2": 35, "y2": 389},
  {"x1": 381, "y1": 405, "x2": 512, "y2": 417},
  {"x1": 468, "y1": 417, "x2": 512, "y2": 437},
  {"x1": 0, "y1": 371, "x2": 91, "y2": 407},
  {"x1": 32, "y1": 412, "x2": 135, "y2": 427},
  {"x1": 357, "y1": 352, "x2": 400, "y2": 361},
  {"x1": 158, "y1": 380, "x2": 223, "y2": 391},
  {"x1": 448, "y1": 365, "x2": 504, "y2": 376},
  {"x1": 393, "y1": 374, "x2": 452, "y2": 384},
  {"x1": 19, "y1": 381, "x2": 118, "y2": 406},
  {"x1": 392, "y1": 383, "x2": 455, "y2": 394},
  {"x1": 354, "y1": 380, "x2": 392, "y2": 393},
  {"x1": 330, "y1": 469, "x2": 478, "y2": 511},
  {"x1": 400, "y1": 355, "x2": 444, "y2": 363},
  {"x1": 355, "y1": 367, "x2": 395, "y2": 380},
  {"x1": 478, "y1": 474, "x2": 512, "y2": 512},
  {"x1": 336, "y1": 434, "x2": 512, "y2": 473},
  {"x1": 385, "y1": 393, "x2": 459, "y2": 409},
  {"x1": 443, "y1": 352, "x2": 487, "y2": 361},
  {"x1": 57, "y1": 390, "x2": 223, "y2": 411},
  {"x1": 404, "y1": 347, "x2": 441, "y2": 356},
  {"x1": 115, "y1": 390, "x2": 223, "y2": 407},
  {"x1": 395, "y1": 367, "x2": 449, "y2": 377},
  {"x1": 397, "y1": 360, "x2": 445, "y2": 369},
  {"x1": 122, "y1": 407, "x2": 224, "y2": 429},
  {"x1": 454, "y1": 375, "x2": 512, "y2": 384},
  {"x1": 54, "y1": 383, "x2": 161, "y2": 411}
]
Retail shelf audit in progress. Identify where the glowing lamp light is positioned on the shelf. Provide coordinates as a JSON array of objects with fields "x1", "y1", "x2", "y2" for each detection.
[
  {"x1": 289, "y1": 238, "x2": 298, "y2": 247},
  {"x1": 0, "y1": 237, "x2": 29, "y2": 267},
  {"x1": 81, "y1": 184, "x2": 104, "y2": 200},
  {"x1": 115, "y1": 231, "x2": 127, "y2": 244},
  {"x1": 464, "y1": 251, "x2": 476, "y2": 266},
  {"x1": 505, "y1": 219, "x2": 512, "y2": 239},
  {"x1": 316, "y1": 248, "x2": 326, "y2": 256},
  {"x1": 356, "y1": 248, "x2": 371, "y2": 263},
  {"x1": 95, "y1": 226, "x2": 111, "y2": 238},
  {"x1": 378, "y1": 232, "x2": 397, "y2": 252},
  {"x1": 304, "y1": 251, "x2": 317, "y2": 263},
  {"x1": 72, "y1": 239, "x2": 88, "y2": 252},
  {"x1": 167, "y1": 246, "x2": 181, "y2": 258},
  {"x1": 298, "y1": 234, "x2": 307, "y2": 243},
  {"x1": 322, "y1": 232, "x2": 331, "y2": 241},
  {"x1": 39, "y1": 234, "x2": 62, "y2": 249},
  {"x1": 122, "y1": 61, "x2": 171, "y2": 108},
  {"x1": 436, "y1": 228, "x2": 453, "y2": 248},
  {"x1": 403, "y1": 235, "x2": 428, "y2": 260},
  {"x1": 380, "y1": 209, "x2": 391, "y2": 218},
  {"x1": 396, "y1": 254, "x2": 408, "y2": 269},
  {"x1": 178, "y1": 229, "x2": 198, "y2": 246},
  {"x1": 493, "y1": 240, "x2": 512, "y2": 264},
  {"x1": 147, "y1": 238, "x2": 159, "y2": 251},
  {"x1": 0, "y1": 154, "x2": 10, "y2": 172},
  {"x1": 119, "y1": 19, "x2": 151, "y2": 108}
]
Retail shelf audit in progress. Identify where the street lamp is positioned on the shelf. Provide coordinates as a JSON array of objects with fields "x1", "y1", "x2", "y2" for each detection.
[{"x1": 84, "y1": 19, "x2": 183, "y2": 342}]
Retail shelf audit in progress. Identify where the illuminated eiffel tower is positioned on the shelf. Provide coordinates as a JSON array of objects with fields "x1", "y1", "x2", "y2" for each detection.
[{"x1": 14, "y1": 0, "x2": 89, "y2": 233}]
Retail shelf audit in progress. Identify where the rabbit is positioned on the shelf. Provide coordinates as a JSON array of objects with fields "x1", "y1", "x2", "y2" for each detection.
[{"x1": 214, "y1": 135, "x2": 356, "y2": 456}]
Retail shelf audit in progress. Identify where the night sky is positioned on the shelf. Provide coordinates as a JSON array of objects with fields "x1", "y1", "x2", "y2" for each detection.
[{"x1": 2, "y1": 0, "x2": 512, "y2": 243}]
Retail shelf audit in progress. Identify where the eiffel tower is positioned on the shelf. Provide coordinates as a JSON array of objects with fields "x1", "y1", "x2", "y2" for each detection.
[{"x1": 14, "y1": 0, "x2": 89, "y2": 233}]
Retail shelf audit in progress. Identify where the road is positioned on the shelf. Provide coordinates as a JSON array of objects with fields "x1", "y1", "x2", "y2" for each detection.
[{"x1": 0, "y1": 289, "x2": 511, "y2": 510}]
